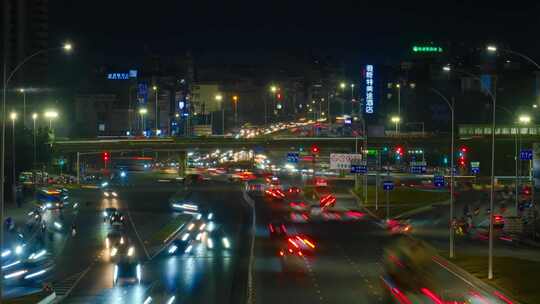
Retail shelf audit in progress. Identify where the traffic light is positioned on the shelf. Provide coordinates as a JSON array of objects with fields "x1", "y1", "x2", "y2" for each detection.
[
  {"x1": 394, "y1": 146, "x2": 404, "y2": 157},
  {"x1": 458, "y1": 146, "x2": 468, "y2": 167},
  {"x1": 103, "y1": 152, "x2": 110, "y2": 162},
  {"x1": 311, "y1": 144, "x2": 320, "y2": 154}
]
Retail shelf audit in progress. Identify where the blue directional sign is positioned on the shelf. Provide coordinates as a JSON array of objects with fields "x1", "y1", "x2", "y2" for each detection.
[
  {"x1": 287, "y1": 152, "x2": 300, "y2": 163},
  {"x1": 520, "y1": 149, "x2": 533, "y2": 161},
  {"x1": 350, "y1": 164, "x2": 367, "y2": 174},
  {"x1": 470, "y1": 161, "x2": 480, "y2": 175},
  {"x1": 410, "y1": 161, "x2": 427, "y2": 174},
  {"x1": 434, "y1": 175, "x2": 445, "y2": 188},
  {"x1": 383, "y1": 180, "x2": 394, "y2": 191}
]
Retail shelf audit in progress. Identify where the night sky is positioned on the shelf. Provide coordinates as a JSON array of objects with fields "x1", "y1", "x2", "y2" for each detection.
[{"x1": 49, "y1": 1, "x2": 540, "y2": 68}]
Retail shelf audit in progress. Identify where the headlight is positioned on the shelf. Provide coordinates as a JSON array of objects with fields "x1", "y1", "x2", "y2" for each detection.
[
  {"x1": 207, "y1": 238, "x2": 214, "y2": 249},
  {"x1": 103, "y1": 211, "x2": 108, "y2": 217},
  {"x1": 110, "y1": 247, "x2": 118, "y2": 257},
  {"x1": 168, "y1": 245, "x2": 178, "y2": 254},
  {"x1": 103, "y1": 192, "x2": 110, "y2": 197},
  {"x1": 15, "y1": 245, "x2": 23, "y2": 255},
  {"x1": 222, "y1": 237, "x2": 230, "y2": 249},
  {"x1": 127, "y1": 246, "x2": 134, "y2": 257},
  {"x1": 106, "y1": 238, "x2": 110, "y2": 248},
  {"x1": 120, "y1": 237, "x2": 124, "y2": 244},
  {"x1": 46, "y1": 203, "x2": 52, "y2": 208},
  {"x1": 112, "y1": 192, "x2": 118, "y2": 197}
]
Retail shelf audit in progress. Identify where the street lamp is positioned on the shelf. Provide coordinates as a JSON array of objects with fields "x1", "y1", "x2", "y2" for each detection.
[
  {"x1": 486, "y1": 45, "x2": 498, "y2": 53},
  {"x1": 443, "y1": 65, "x2": 497, "y2": 280},
  {"x1": 9, "y1": 112, "x2": 17, "y2": 209},
  {"x1": 18, "y1": 89, "x2": 26, "y2": 128},
  {"x1": 215, "y1": 94, "x2": 224, "y2": 134},
  {"x1": 519, "y1": 114, "x2": 531, "y2": 124},
  {"x1": 340, "y1": 82, "x2": 346, "y2": 89},
  {"x1": 44, "y1": 110, "x2": 58, "y2": 130},
  {"x1": 270, "y1": 86, "x2": 277, "y2": 93},
  {"x1": 431, "y1": 88, "x2": 456, "y2": 259},
  {"x1": 390, "y1": 116, "x2": 401, "y2": 134},
  {"x1": 232, "y1": 95, "x2": 239, "y2": 127},
  {"x1": 139, "y1": 108, "x2": 147, "y2": 134},
  {"x1": 152, "y1": 86, "x2": 158, "y2": 135},
  {"x1": 485, "y1": 44, "x2": 540, "y2": 70}
]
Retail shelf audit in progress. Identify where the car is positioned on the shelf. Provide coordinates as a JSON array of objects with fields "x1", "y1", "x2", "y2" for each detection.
[
  {"x1": 102, "y1": 207, "x2": 118, "y2": 220},
  {"x1": 286, "y1": 186, "x2": 301, "y2": 197},
  {"x1": 278, "y1": 235, "x2": 316, "y2": 258},
  {"x1": 103, "y1": 189, "x2": 118, "y2": 198},
  {"x1": 113, "y1": 261, "x2": 142, "y2": 285},
  {"x1": 105, "y1": 231, "x2": 126, "y2": 252},
  {"x1": 206, "y1": 228, "x2": 231, "y2": 251},
  {"x1": 319, "y1": 194, "x2": 336, "y2": 209},
  {"x1": 110, "y1": 212, "x2": 125, "y2": 226},
  {"x1": 168, "y1": 234, "x2": 194, "y2": 255},
  {"x1": 265, "y1": 188, "x2": 285, "y2": 200},
  {"x1": 268, "y1": 222, "x2": 288, "y2": 239},
  {"x1": 111, "y1": 244, "x2": 136, "y2": 260}
]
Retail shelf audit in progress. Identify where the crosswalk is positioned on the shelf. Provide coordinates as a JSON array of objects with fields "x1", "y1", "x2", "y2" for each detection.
[{"x1": 52, "y1": 268, "x2": 89, "y2": 299}]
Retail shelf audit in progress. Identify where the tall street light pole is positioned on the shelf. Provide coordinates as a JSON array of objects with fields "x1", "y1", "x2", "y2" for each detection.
[
  {"x1": 139, "y1": 108, "x2": 147, "y2": 135},
  {"x1": 233, "y1": 95, "x2": 239, "y2": 127},
  {"x1": 215, "y1": 94, "x2": 224, "y2": 134},
  {"x1": 10, "y1": 112, "x2": 17, "y2": 208},
  {"x1": 430, "y1": 88, "x2": 455, "y2": 258},
  {"x1": 396, "y1": 84, "x2": 401, "y2": 132},
  {"x1": 32, "y1": 113, "x2": 38, "y2": 191},
  {"x1": 19, "y1": 89, "x2": 26, "y2": 128},
  {"x1": 443, "y1": 65, "x2": 497, "y2": 280},
  {"x1": 340, "y1": 82, "x2": 346, "y2": 115},
  {"x1": 1, "y1": 43, "x2": 72, "y2": 296},
  {"x1": 391, "y1": 116, "x2": 400, "y2": 135},
  {"x1": 350, "y1": 84, "x2": 355, "y2": 116},
  {"x1": 153, "y1": 86, "x2": 158, "y2": 135}
]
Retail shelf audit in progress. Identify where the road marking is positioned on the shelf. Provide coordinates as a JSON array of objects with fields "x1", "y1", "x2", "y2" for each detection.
[
  {"x1": 125, "y1": 205, "x2": 151, "y2": 260},
  {"x1": 52, "y1": 265, "x2": 92, "y2": 301},
  {"x1": 242, "y1": 190, "x2": 257, "y2": 304}
]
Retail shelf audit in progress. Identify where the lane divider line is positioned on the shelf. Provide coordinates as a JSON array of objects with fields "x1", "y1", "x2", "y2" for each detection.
[{"x1": 242, "y1": 190, "x2": 256, "y2": 304}]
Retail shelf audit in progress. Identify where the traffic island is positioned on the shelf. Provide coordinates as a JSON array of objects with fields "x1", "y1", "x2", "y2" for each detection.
[
  {"x1": 447, "y1": 253, "x2": 540, "y2": 304},
  {"x1": 353, "y1": 185, "x2": 448, "y2": 219}
]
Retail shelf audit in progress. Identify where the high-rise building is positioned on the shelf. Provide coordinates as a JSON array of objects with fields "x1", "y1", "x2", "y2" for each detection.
[{"x1": 2, "y1": 0, "x2": 49, "y2": 87}]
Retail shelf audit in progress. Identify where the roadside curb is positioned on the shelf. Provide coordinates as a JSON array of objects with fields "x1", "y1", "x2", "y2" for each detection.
[
  {"x1": 37, "y1": 292, "x2": 56, "y2": 304},
  {"x1": 350, "y1": 189, "x2": 520, "y2": 303}
]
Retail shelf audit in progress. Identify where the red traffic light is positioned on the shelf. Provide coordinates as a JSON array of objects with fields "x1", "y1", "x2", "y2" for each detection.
[
  {"x1": 103, "y1": 152, "x2": 110, "y2": 161},
  {"x1": 459, "y1": 146, "x2": 468, "y2": 153},
  {"x1": 395, "y1": 145, "x2": 404, "y2": 156},
  {"x1": 311, "y1": 144, "x2": 320, "y2": 154},
  {"x1": 277, "y1": 93, "x2": 282, "y2": 100}
]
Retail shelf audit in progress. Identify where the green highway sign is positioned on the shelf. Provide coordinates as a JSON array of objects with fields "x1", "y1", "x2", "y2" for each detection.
[{"x1": 412, "y1": 45, "x2": 443, "y2": 53}]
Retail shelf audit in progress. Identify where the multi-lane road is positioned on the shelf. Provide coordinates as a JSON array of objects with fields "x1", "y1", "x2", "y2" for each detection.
[{"x1": 3, "y1": 170, "x2": 518, "y2": 303}]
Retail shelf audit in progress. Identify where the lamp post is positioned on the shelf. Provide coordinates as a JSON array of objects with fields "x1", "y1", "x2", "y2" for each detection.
[
  {"x1": 152, "y1": 86, "x2": 158, "y2": 135},
  {"x1": 139, "y1": 108, "x2": 147, "y2": 135},
  {"x1": 1, "y1": 41, "x2": 72, "y2": 298},
  {"x1": 44, "y1": 110, "x2": 58, "y2": 133},
  {"x1": 32, "y1": 113, "x2": 38, "y2": 190},
  {"x1": 391, "y1": 116, "x2": 401, "y2": 135},
  {"x1": 430, "y1": 88, "x2": 455, "y2": 258},
  {"x1": 18, "y1": 89, "x2": 26, "y2": 128},
  {"x1": 215, "y1": 94, "x2": 224, "y2": 134},
  {"x1": 350, "y1": 83, "x2": 355, "y2": 116},
  {"x1": 486, "y1": 45, "x2": 540, "y2": 70},
  {"x1": 396, "y1": 84, "x2": 401, "y2": 131},
  {"x1": 233, "y1": 95, "x2": 239, "y2": 127},
  {"x1": 340, "y1": 82, "x2": 346, "y2": 115},
  {"x1": 443, "y1": 65, "x2": 497, "y2": 280},
  {"x1": 518, "y1": 115, "x2": 532, "y2": 214},
  {"x1": 10, "y1": 112, "x2": 17, "y2": 209}
]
